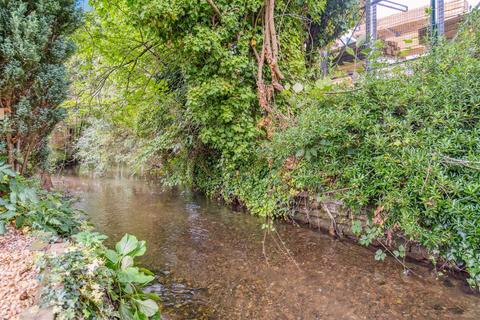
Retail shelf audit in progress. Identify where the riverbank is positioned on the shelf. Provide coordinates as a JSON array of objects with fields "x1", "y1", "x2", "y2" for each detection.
[
  {"x1": 0, "y1": 164, "x2": 161, "y2": 319},
  {"x1": 0, "y1": 227, "x2": 38, "y2": 319}
]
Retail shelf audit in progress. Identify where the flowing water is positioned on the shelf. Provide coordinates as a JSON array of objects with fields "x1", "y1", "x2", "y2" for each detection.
[{"x1": 55, "y1": 175, "x2": 480, "y2": 320}]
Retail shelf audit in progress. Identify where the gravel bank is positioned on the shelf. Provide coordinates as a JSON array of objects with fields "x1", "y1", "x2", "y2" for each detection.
[{"x1": 0, "y1": 227, "x2": 39, "y2": 320}]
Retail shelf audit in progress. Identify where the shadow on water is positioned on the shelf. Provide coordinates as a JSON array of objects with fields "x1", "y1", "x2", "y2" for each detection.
[{"x1": 55, "y1": 175, "x2": 480, "y2": 320}]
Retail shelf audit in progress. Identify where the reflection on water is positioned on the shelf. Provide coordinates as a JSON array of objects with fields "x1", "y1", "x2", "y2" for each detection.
[{"x1": 55, "y1": 175, "x2": 480, "y2": 320}]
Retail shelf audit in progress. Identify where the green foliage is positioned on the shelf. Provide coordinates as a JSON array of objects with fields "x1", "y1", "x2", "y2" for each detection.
[
  {"x1": 264, "y1": 12, "x2": 480, "y2": 287},
  {"x1": 0, "y1": 162, "x2": 81, "y2": 235},
  {"x1": 374, "y1": 249, "x2": 386, "y2": 261},
  {"x1": 351, "y1": 220, "x2": 362, "y2": 236},
  {"x1": 1, "y1": 163, "x2": 160, "y2": 318},
  {"x1": 67, "y1": 0, "x2": 356, "y2": 181},
  {"x1": 0, "y1": 0, "x2": 82, "y2": 171},
  {"x1": 393, "y1": 245, "x2": 405, "y2": 259},
  {"x1": 38, "y1": 232, "x2": 160, "y2": 320}
]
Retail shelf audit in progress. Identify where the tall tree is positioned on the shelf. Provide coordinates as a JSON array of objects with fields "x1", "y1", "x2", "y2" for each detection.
[{"x1": 0, "y1": 0, "x2": 82, "y2": 178}]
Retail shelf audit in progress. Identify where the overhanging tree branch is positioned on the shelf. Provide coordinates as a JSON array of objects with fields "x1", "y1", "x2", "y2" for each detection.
[{"x1": 205, "y1": 0, "x2": 222, "y2": 19}]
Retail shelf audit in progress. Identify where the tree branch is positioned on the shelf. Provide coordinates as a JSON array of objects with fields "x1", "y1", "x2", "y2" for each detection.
[{"x1": 205, "y1": 0, "x2": 222, "y2": 19}]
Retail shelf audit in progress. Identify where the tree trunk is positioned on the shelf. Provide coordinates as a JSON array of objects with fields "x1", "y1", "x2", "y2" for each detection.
[
  {"x1": 6, "y1": 133, "x2": 15, "y2": 169},
  {"x1": 40, "y1": 171, "x2": 53, "y2": 191}
]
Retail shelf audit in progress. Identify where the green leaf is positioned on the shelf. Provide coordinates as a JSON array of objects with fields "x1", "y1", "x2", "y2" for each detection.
[
  {"x1": 121, "y1": 256, "x2": 134, "y2": 270},
  {"x1": 138, "y1": 268, "x2": 154, "y2": 276},
  {"x1": 295, "y1": 149, "x2": 305, "y2": 158},
  {"x1": 105, "y1": 249, "x2": 120, "y2": 264},
  {"x1": 345, "y1": 46, "x2": 355, "y2": 56},
  {"x1": 142, "y1": 293, "x2": 161, "y2": 301},
  {"x1": 375, "y1": 249, "x2": 386, "y2": 261},
  {"x1": 398, "y1": 245, "x2": 405, "y2": 258},
  {"x1": 10, "y1": 191, "x2": 17, "y2": 204},
  {"x1": 129, "y1": 240, "x2": 147, "y2": 257},
  {"x1": 351, "y1": 220, "x2": 362, "y2": 236},
  {"x1": 116, "y1": 234, "x2": 139, "y2": 255},
  {"x1": 0, "y1": 221, "x2": 6, "y2": 235},
  {"x1": 0, "y1": 210, "x2": 17, "y2": 220},
  {"x1": 117, "y1": 267, "x2": 155, "y2": 284},
  {"x1": 135, "y1": 299, "x2": 159, "y2": 317},
  {"x1": 292, "y1": 82, "x2": 304, "y2": 93},
  {"x1": 124, "y1": 283, "x2": 135, "y2": 294},
  {"x1": 15, "y1": 215, "x2": 26, "y2": 228},
  {"x1": 119, "y1": 303, "x2": 136, "y2": 320}
]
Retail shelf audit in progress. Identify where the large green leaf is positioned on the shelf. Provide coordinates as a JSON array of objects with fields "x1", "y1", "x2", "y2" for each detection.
[
  {"x1": 129, "y1": 240, "x2": 147, "y2": 257},
  {"x1": 119, "y1": 303, "x2": 136, "y2": 320},
  {"x1": 105, "y1": 249, "x2": 120, "y2": 264},
  {"x1": 117, "y1": 267, "x2": 155, "y2": 284},
  {"x1": 121, "y1": 256, "x2": 134, "y2": 270},
  {"x1": 116, "y1": 234, "x2": 139, "y2": 255},
  {"x1": 0, "y1": 210, "x2": 17, "y2": 220},
  {"x1": 135, "y1": 299, "x2": 159, "y2": 317}
]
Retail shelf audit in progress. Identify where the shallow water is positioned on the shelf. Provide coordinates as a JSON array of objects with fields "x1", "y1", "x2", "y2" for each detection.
[{"x1": 56, "y1": 175, "x2": 480, "y2": 320}]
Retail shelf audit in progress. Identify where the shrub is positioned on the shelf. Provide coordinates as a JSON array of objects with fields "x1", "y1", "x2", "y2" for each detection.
[
  {"x1": 38, "y1": 233, "x2": 160, "y2": 320},
  {"x1": 0, "y1": 162, "x2": 81, "y2": 235},
  {"x1": 264, "y1": 11, "x2": 480, "y2": 287}
]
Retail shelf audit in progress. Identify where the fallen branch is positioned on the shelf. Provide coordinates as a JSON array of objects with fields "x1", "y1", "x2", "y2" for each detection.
[{"x1": 436, "y1": 153, "x2": 480, "y2": 171}]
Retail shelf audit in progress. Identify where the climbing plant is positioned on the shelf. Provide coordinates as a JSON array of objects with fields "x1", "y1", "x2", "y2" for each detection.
[{"x1": 69, "y1": 0, "x2": 357, "y2": 179}]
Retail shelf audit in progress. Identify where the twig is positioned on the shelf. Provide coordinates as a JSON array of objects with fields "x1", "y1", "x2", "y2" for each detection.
[
  {"x1": 377, "y1": 239, "x2": 416, "y2": 276},
  {"x1": 205, "y1": 0, "x2": 222, "y2": 19},
  {"x1": 437, "y1": 154, "x2": 480, "y2": 171},
  {"x1": 272, "y1": 229, "x2": 301, "y2": 271},
  {"x1": 321, "y1": 202, "x2": 340, "y2": 237},
  {"x1": 262, "y1": 230, "x2": 270, "y2": 266}
]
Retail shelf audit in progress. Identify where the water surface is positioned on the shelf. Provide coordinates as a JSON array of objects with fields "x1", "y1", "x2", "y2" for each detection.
[{"x1": 56, "y1": 175, "x2": 480, "y2": 320}]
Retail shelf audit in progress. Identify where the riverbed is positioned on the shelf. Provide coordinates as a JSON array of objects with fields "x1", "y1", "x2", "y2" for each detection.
[{"x1": 55, "y1": 175, "x2": 480, "y2": 320}]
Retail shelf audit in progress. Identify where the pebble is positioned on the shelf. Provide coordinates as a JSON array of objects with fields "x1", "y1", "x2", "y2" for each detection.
[{"x1": 0, "y1": 227, "x2": 39, "y2": 320}]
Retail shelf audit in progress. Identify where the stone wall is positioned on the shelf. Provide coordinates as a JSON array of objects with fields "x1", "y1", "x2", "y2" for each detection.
[{"x1": 290, "y1": 193, "x2": 430, "y2": 263}]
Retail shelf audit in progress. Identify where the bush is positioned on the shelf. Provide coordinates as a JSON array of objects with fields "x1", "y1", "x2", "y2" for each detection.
[
  {"x1": 263, "y1": 12, "x2": 480, "y2": 287},
  {"x1": 0, "y1": 162, "x2": 161, "y2": 318},
  {"x1": 0, "y1": 162, "x2": 82, "y2": 235},
  {"x1": 38, "y1": 233, "x2": 160, "y2": 320}
]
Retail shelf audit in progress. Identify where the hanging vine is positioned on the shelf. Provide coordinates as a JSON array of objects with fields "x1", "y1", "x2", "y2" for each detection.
[{"x1": 254, "y1": 0, "x2": 285, "y2": 115}]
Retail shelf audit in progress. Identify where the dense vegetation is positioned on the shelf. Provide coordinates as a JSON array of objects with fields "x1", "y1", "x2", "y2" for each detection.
[
  {"x1": 0, "y1": 0, "x2": 82, "y2": 177},
  {"x1": 64, "y1": 5, "x2": 480, "y2": 288},
  {"x1": 1, "y1": 0, "x2": 479, "y2": 293},
  {"x1": 67, "y1": 0, "x2": 357, "y2": 180},
  {"x1": 0, "y1": 162, "x2": 160, "y2": 319}
]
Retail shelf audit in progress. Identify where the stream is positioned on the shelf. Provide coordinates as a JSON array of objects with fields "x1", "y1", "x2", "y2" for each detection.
[{"x1": 55, "y1": 175, "x2": 480, "y2": 320}]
